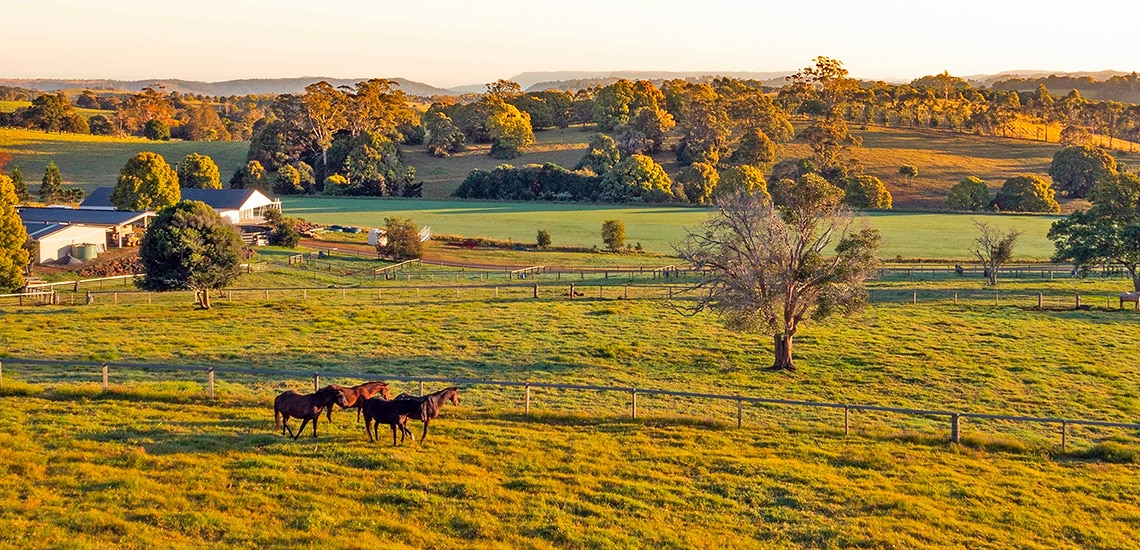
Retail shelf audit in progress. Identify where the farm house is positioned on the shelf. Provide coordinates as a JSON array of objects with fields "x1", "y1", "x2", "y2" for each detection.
[{"x1": 82, "y1": 188, "x2": 281, "y2": 225}]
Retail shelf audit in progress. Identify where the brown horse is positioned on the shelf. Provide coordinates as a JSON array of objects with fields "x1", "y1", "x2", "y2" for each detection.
[
  {"x1": 274, "y1": 387, "x2": 348, "y2": 440},
  {"x1": 360, "y1": 396, "x2": 418, "y2": 446},
  {"x1": 395, "y1": 387, "x2": 459, "y2": 444},
  {"x1": 322, "y1": 381, "x2": 392, "y2": 423}
]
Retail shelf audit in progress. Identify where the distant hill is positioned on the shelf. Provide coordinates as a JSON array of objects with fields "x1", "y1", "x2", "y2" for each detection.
[
  {"x1": 486, "y1": 70, "x2": 792, "y2": 92},
  {"x1": 0, "y1": 77, "x2": 452, "y2": 98},
  {"x1": 963, "y1": 70, "x2": 1131, "y2": 87}
]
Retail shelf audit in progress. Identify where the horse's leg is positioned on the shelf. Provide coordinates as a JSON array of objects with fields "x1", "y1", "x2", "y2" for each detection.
[
  {"x1": 365, "y1": 416, "x2": 374, "y2": 442},
  {"x1": 312, "y1": 416, "x2": 318, "y2": 438},
  {"x1": 326, "y1": 405, "x2": 334, "y2": 424},
  {"x1": 390, "y1": 423, "x2": 398, "y2": 447},
  {"x1": 294, "y1": 418, "x2": 310, "y2": 441},
  {"x1": 420, "y1": 420, "x2": 429, "y2": 445},
  {"x1": 282, "y1": 417, "x2": 294, "y2": 438},
  {"x1": 357, "y1": 407, "x2": 362, "y2": 424}
]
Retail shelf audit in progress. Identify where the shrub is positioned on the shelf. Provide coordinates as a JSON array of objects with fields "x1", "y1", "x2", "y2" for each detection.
[
  {"x1": 843, "y1": 175, "x2": 893, "y2": 209},
  {"x1": 676, "y1": 162, "x2": 720, "y2": 205},
  {"x1": 946, "y1": 177, "x2": 991, "y2": 211},
  {"x1": 143, "y1": 119, "x2": 170, "y2": 141},
  {"x1": 992, "y1": 175, "x2": 1061, "y2": 213},
  {"x1": 536, "y1": 229, "x2": 551, "y2": 248},
  {"x1": 377, "y1": 217, "x2": 423, "y2": 260},
  {"x1": 601, "y1": 220, "x2": 625, "y2": 252}
]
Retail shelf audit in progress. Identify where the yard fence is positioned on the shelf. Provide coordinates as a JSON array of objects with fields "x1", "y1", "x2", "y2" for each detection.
[
  {"x1": 4, "y1": 280, "x2": 1139, "y2": 313},
  {"x1": 1, "y1": 358, "x2": 1137, "y2": 452}
]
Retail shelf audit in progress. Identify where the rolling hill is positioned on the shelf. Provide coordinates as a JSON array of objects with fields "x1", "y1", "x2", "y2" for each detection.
[{"x1": 0, "y1": 77, "x2": 452, "y2": 98}]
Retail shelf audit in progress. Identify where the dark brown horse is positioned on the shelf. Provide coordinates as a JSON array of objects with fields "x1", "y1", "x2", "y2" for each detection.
[
  {"x1": 274, "y1": 387, "x2": 348, "y2": 440},
  {"x1": 395, "y1": 387, "x2": 459, "y2": 444},
  {"x1": 322, "y1": 381, "x2": 392, "y2": 423},
  {"x1": 360, "y1": 396, "x2": 418, "y2": 446}
]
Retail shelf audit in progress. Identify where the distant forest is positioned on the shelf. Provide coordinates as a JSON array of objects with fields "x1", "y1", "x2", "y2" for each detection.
[{"x1": 3, "y1": 60, "x2": 1139, "y2": 211}]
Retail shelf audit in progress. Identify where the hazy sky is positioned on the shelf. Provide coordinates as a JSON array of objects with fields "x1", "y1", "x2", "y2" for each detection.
[{"x1": 3, "y1": 0, "x2": 1138, "y2": 87}]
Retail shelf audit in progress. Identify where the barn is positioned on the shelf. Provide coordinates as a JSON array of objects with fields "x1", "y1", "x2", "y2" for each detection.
[{"x1": 81, "y1": 188, "x2": 281, "y2": 225}]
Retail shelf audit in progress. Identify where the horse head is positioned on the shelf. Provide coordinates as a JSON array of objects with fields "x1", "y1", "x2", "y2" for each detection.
[
  {"x1": 318, "y1": 386, "x2": 350, "y2": 408},
  {"x1": 447, "y1": 387, "x2": 459, "y2": 406}
]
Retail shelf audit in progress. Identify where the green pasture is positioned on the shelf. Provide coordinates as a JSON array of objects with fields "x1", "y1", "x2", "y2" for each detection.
[
  {"x1": 1, "y1": 275, "x2": 1140, "y2": 547},
  {"x1": 283, "y1": 197, "x2": 1061, "y2": 260},
  {"x1": 0, "y1": 127, "x2": 248, "y2": 192}
]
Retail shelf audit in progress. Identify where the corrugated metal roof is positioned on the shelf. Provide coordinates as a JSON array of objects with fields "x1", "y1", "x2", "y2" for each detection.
[
  {"x1": 17, "y1": 207, "x2": 152, "y2": 226},
  {"x1": 22, "y1": 221, "x2": 68, "y2": 239},
  {"x1": 81, "y1": 187, "x2": 262, "y2": 211}
]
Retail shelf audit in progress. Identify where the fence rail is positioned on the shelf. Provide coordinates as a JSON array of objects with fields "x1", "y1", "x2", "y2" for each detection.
[{"x1": 2, "y1": 357, "x2": 1136, "y2": 451}]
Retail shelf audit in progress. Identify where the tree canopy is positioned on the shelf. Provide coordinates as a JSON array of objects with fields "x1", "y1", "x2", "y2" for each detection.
[
  {"x1": 0, "y1": 173, "x2": 29, "y2": 291},
  {"x1": 600, "y1": 154, "x2": 673, "y2": 202},
  {"x1": 1049, "y1": 171, "x2": 1140, "y2": 291},
  {"x1": 137, "y1": 200, "x2": 244, "y2": 309},
  {"x1": 177, "y1": 153, "x2": 221, "y2": 189},
  {"x1": 678, "y1": 183, "x2": 881, "y2": 371},
  {"x1": 112, "y1": 152, "x2": 180, "y2": 211},
  {"x1": 992, "y1": 175, "x2": 1061, "y2": 213},
  {"x1": 1048, "y1": 145, "x2": 1117, "y2": 198},
  {"x1": 946, "y1": 177, "x2": 991, "y2": 211}
]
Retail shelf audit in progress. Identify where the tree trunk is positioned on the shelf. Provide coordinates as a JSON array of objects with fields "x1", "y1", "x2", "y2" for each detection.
[
  {"x1": 197, "y1": 289, "x2": 212, "y2": 309},
  {"x1": 1129, "y1": 265, "x2": 1140, "y2": 293},
  {"x1": 770, "y1": 333, "x2": 796, "y2": 371}
]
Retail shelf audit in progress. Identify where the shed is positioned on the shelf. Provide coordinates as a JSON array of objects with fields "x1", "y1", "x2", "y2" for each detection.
[
  {"x1": 22, "y1": 222, "x2": 108, "y2": 264},
  {"x1": 17, "y1": 207, "x2": 154, "y2": 248}
]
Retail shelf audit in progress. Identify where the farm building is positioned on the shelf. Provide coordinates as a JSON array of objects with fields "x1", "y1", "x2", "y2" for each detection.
[
  {"x1": 22, "y1": 222, "x2": 108, "y2": 264},
  {"x1": 82, "y1": 188, "x2": 281, "y2": 225},
  {"x1": 18, "y1": 207, "x2": 155, "y2": 264}
]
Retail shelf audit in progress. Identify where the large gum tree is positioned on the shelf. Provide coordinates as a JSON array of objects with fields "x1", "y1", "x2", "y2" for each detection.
[{"x1": 677, "y1": 176, "x2": 881, "y2": 371}]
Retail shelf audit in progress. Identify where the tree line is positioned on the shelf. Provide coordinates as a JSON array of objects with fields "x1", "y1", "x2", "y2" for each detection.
[{"x1": 0, "y1": 86, "x2": 271, "y2": 141}]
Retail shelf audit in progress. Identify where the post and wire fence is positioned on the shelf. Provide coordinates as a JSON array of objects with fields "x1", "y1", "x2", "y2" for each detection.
[{"x1": 1, "y1": 358, "x2": 1137, "y2": 453}]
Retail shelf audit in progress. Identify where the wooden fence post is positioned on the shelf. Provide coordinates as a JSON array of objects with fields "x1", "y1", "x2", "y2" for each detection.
[
  {"x1": 1038, "y1": 293, "x2": 1043, "y2": 309},
  {"x1": 569, "y1": 283, "x2": 574, "y2": 299},
  {"x1": 419, "y1": 380, "x2": 425, "y2": 397},
  {"x1": 208, "y1": 368, "x2": 215, "y2": 399},
  {"x1": 525, "y1": 384, "x2": 531, "y2": 415},
  {"x1": 912, "y1": 291, "x2": 917, "y2": 305},
  {"x1": 102, "y1": 363, "x2": 109, "y2": 391},
  {"x1": 631, "y1": 390, "x2": 638, "y2": 419},
  {"x1": 950, "y1": 413, "x2": 961, "y2": 443},
  {"x1": 1076, "y1": 293, "x2": 1081, "y2": 309},
  {"x1": 954, "y1": 293, "x2": 958, "y2": 305},
  {"x1": 265, "y1": 289, "x2": 270, "y2": 301},
  {"x1": 599, "y1": 286, "x2": 603, "y2": 299},
  {"x1": 736, "y1": 398, "x2": 743, "y2": 428},
  {"x1": 313, "y1": 373, "x2": 320, "y2": 392}
]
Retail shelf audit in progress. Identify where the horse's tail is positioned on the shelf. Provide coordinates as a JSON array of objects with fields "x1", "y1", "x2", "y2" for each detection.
[{"x1": 274, "y1": 403, "x2": 281, "y2": 430}]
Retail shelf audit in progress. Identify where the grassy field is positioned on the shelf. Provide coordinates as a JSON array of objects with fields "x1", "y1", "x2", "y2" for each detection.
[
  {"x1": 1, "y1": 273, "x2": 1139, "y2": 547},
  {"x1": 283, "y1": 196, "x2": 1061, "y2": 259},
  {"x1": 0, "y1": 127, "x2": 248, "y2": 192},
  {"x1": 783, "y1": 126, "x2": 1069, "y2": 211},
  {"x1": 409, "y1": 126, "x2": 592, "y2": 198}
]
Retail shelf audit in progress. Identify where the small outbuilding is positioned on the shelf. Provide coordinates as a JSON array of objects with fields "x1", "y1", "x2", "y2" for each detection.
[{"x1": 22, "y1": 222, "x2": 109, "y2": 264}]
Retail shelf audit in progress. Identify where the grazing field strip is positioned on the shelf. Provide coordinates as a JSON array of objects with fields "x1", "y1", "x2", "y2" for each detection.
[{"x1": 4, "y1": 357, "x2": 1138, "y2": 453}]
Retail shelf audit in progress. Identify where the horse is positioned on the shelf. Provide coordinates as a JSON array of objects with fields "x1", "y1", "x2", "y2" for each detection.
[
  {"x1": 1120, "y1": 291, "x2": 1140, "y2": 310},
  {"x1": 322, "y1": 381, "x2": 392, "y2": 423},
  {"x1": 394, "y1": 387, "x2": 460, "y2": 444},
  {"x1": 274, "y1": 386, "x2": 348, "y2": 440},
  {"x1": 360, "y1": 396, "x2": 419, "y2": 446}
]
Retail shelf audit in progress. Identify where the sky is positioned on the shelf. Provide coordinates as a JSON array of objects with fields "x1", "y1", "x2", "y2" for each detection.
[{"x1": 3, "y1": 0, "x2": 1139, "y2": 88}]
